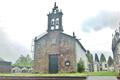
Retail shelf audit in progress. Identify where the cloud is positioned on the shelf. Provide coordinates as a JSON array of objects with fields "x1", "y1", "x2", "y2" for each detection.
[
  {"x1": 82, "y1": 11, "x2": 120, "y2": 32},
  {"x1": 0, "y1": 27, "x2": 32, "y2": 63}
]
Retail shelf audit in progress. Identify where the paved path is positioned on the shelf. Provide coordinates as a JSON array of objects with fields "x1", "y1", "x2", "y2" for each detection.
[{"x1": 87, "y1": 76, "x2": 117, "y2": 80}]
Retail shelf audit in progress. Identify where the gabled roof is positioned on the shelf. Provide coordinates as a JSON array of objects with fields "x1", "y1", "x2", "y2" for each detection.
[
  {"x1": 76, "y1": 39, "x2": 86, "y2": 52},
  {"x1": 61, "y1": 33, "x2": 74, "y2": 38},
  {"x1": 34, "y1": 32, "x2": 47, "y2": 41}
]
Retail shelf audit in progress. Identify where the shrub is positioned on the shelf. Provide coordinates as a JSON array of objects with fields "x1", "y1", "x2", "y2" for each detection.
[{"x1": 77, "y1": 58, "x2": 85, "y2": 73}]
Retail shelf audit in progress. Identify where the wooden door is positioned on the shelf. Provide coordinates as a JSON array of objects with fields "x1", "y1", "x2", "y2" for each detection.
[{"x1": 49, "y1": 54, "x2": 58, "y2": 73}]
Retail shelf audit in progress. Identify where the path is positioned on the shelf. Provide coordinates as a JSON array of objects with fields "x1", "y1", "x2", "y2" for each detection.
[{"x1": 87, "y1": 76, "x2": 117, "y2": 80}]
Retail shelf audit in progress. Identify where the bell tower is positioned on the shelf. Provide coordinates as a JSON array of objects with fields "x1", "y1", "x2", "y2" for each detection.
[{"x1": 47, "y1": 2, "x2": 63, "y2": 32}]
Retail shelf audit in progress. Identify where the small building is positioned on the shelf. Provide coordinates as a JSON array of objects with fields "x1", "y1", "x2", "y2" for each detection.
[
  {"x1": 88, "y1": 63, "x2": 94, "y2": 72},
  {"x1": 12, "y1": 66, "x2": 22, "y2": 73},
  {"x1": 88, "y1": 62, "x2": 108, "y2": 72},
  {"x1": 93, "y1": 62, "x2": 100, "y2": 72},
  {"x1": 0, "y1": 59, "x2": 11, "y2": 73},
  {"x1": 33, "y1": 3, "x2": 88, "y2": 73},
  {"x1": 12, "y1": 66, "x2": 32, "y2": 73},
  {"x1": 108, "y1": 65, "x2": 114, "y2": 71},
  {"x1": 88, "y1": 62, "x2": 99, "y2": 72},
  {"x1": 99, "y1": 62, "x2": 108, "y2": 71}
]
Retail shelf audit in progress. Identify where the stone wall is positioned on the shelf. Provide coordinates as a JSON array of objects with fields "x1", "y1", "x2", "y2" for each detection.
[
  {"x1": 75, "y1": 41, "x2": 88, "y2": 71},
  {"x1": 113, "y1": 42, "x2": 120, "y2": 71},
  {"x1": 112, "y1": 28, "x2": 120, "y2": 72},
  {"x1": 34, "y1": 31, "x2": 76, "y2": 73}
]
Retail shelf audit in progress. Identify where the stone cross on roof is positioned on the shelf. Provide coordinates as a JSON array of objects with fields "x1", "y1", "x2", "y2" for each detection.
[
  {"x1": 54, "y1": 2, "x2": 58, "y2": 9},
  {"x1": 53, "y1": 2, "x2": 58, "y2": 11}
]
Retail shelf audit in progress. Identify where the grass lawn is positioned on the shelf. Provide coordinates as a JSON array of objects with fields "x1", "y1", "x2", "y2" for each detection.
[
  {"x1": 87, "y1": 71, "x2": 118, "y2": 76},
  {"x1": 0, "y1": 71, "x2": 118, "y2": 76}
]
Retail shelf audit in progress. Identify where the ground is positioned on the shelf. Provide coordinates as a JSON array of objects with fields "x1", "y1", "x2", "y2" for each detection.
[{"x1": 0, "y1": 71, "x2": 118, "y2": 76}]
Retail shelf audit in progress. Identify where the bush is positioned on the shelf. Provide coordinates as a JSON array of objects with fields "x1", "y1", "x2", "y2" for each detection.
[{"x1": 77, "y1": 58, "x2": 85, "y2": 73}]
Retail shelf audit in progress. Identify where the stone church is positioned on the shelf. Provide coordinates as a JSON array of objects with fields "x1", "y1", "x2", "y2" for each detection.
[
  {"x1": 112, "y1": 25, "x2": 120, "y2": 72},
  {"x1": 33, "y1": 3, "x2": 88, "y2": 73}
]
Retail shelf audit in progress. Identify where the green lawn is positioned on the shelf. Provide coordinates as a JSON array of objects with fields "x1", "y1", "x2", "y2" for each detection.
[
  {"x1": 87, "y1": 71, "x2": 118, "y2": 76},
  {"x1": 0, "y1": 71, "x2": 118, "y2": 76}
]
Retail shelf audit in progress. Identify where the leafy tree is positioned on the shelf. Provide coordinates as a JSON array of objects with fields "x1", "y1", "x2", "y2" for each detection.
[
  {"x1": 108, "y1": 56, "x2": 113, "y2": 66},
  {"x1": 95, "y1": 53, "x2": 99, "y2": 62},
  {"x1": 100, "y1": 53, "x2": 106, "y2": 62},
  {"x1": 86, "y1": 50, "x2": 93, "y2": 63},
  {"x1": 77, "y1": 58, "x2": 85, "y2": 72},
  {"x1": 13, "y1": 54, "x2": 32, "y2": 67}
]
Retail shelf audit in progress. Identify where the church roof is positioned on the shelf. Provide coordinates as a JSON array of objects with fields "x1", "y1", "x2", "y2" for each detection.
[
  {"x1": 76, "y1": 39, "x2": 86, "y2": 52},
  {"x1": 34, "y1": 32, "x2": 47, "y2": 41}
]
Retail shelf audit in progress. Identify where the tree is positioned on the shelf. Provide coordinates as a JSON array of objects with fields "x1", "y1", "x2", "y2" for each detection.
[
  {"x1": 95, "y1": 53, "x2": 99, "y2": 62},
  {"x1": 108, "y1": 56, "x2": 113, "y2": 66},
  {"x1": 100, "y1": 53, "x2": 106, "y2": 62},
  {"x1": 86, "y1": 50, "x2": 93, "y2": 63},
  {"x1": 77, "y1": 58, "x2": 85, "y2": 72},
  {"x1": 13, "y1": 54, "x2": 32, "y2": 67}
]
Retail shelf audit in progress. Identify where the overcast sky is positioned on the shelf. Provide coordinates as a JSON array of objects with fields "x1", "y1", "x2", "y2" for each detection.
[{"x1": 0, "y1": 0, "x2": 120, "y2": 62}]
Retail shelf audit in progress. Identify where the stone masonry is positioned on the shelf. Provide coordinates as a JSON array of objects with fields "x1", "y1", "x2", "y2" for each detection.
[{"x1": 112, "y1": 26, "x2": 120, "y2": 72}]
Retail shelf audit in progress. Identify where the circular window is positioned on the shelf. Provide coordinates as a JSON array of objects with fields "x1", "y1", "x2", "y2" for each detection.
[{"x1": 65, "y1": 61, "x2": 70, "y2": 66}]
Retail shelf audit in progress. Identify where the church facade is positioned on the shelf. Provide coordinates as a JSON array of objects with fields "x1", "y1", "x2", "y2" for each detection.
[
  {"x1": 33, "y1": 3, "x2": 88, "y2": 73},
  {"x1": 112, "y1": 26, "x2": 120, "y2": 72}
]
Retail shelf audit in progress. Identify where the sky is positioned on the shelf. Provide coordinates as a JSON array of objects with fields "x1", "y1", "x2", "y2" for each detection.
[{"x1": 0, "y1": 0, "x2": 120, "y2": 62}]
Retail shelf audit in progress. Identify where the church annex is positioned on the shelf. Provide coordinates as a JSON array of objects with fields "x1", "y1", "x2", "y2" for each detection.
[{"x1": 33, "y1": 3, "x2": 88, "y2": 73}]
